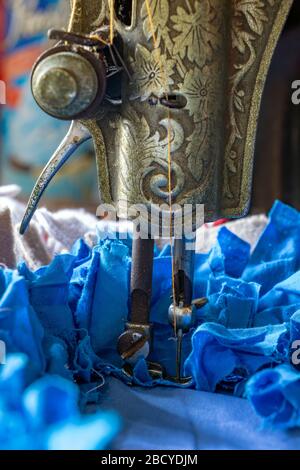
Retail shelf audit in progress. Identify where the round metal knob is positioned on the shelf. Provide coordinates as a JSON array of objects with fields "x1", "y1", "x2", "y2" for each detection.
[
  {"x1": 37, "y1": 67, "x2": 78, "y2": 109},
  {"x1": 31, "y1": 47, "x2": 107, "y2": 120}
]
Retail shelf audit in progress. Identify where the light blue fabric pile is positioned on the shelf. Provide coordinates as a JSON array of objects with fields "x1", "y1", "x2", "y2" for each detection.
[
  {"x1": 1, "y1": 199, "x2": 300, "y2": 448},
  {"x1": 0, "y1": 355, "x2": 119, "y2": 449}
]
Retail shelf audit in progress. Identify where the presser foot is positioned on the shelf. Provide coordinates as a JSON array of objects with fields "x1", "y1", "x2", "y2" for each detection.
[
  {"x1": 122, "y1": 362, "x2": 165, "y2": 382},
  {"x1": 117, "y1": 323, "x2": 165, "y2": 381},
  {"x1": 167, "y1": 376, "x2": 193, "y2": 385}
]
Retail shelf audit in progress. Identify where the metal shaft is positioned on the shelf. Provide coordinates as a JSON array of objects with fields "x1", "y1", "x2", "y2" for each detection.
[
  {"x1": 130, "y1": 237, "x2": 155, "y2": 326},
  {"x1": 117, "y1": 236, "x2": 155, "y2": 366},
  {"x1": 176, "y1": 329, "x2": 183, "y2": 382}
]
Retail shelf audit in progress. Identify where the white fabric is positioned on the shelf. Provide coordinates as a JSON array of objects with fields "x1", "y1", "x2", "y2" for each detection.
[{"x1": 0, "y1": 185, "x2": 268, "y2": 269}]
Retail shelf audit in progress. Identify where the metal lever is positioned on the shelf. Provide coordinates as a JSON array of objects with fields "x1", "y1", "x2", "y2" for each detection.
[
  {"x1": 48, "y1": 28, "x2": 104, "y2": 47},
  {"x1": 19, "y1": 121, "x2": 91, "y2": 235}
]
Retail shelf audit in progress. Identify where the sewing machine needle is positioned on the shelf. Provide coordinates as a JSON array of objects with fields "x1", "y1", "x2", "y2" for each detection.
[{"x1": 176, "y1": 328, "x2": 183, "y2": 382}]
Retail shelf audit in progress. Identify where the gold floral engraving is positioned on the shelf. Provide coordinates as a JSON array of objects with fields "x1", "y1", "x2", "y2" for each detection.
[
  {"x1": 171, "y1": 0, "x2": 220, "y2": 67},
  {"x1": 112, "y1": 107, "x2": 185, "y2": 203},
  {"x1": 224, "y1": 0, "x2": 270, "y2": 199},
  {"x1": 69, "y1": 0, "x2": 106, "y2": 33},
  {"x1": 179, "y1": 65, "x2": 217, "y2": 123},
  {"x1": 141, "y1": 0, "x2": 170, "y2": 47},
  {"x1": 131, "y1": 0, "x2": 221, "y2": 195},
  {"x1": 131, "y1": 0, "x2": 291, "y2": 213},
  {"x1": 130, "y1": 45, "x2": 176, "y2": 101},
  {"x1": 186, "y1": 120, "x2": 210, "y2": 183},
  {"x1": 68, "y1": 0, "x2": 292, "y2": 220},
  {"x1": 69, "y1": 0, "x2": 83, "y2": 32}
]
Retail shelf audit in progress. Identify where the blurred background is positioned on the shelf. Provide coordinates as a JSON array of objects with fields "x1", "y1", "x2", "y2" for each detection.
[
  {"x1": 252, "y1": 1, "x2": 300, "y2": 212},
  {"x1": 0, "y1": 0, "x2": 98, "y2": 210},
  {"x1": 0, "y1": 0, "x2": 300, "y2": 214}
]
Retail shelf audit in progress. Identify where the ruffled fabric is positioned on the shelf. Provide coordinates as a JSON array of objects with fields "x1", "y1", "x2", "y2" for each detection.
[
  {"x1": 246, "y1": 364, "x2": 300, "y2": 429},
  {"x1": 185, "y1": 323, "x2": 287, "y2": 394},
  {"x1": 1, "y1": 199, "x2": 300, "y2": 442}
]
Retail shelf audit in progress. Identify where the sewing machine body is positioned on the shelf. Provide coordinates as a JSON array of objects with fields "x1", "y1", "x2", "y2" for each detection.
[
  {"x1": 20, "y1": 0, "x2": 293, "y2": 381},
  {"x1": 66, "y1": 0, "x2": 293, "y2": 222}
]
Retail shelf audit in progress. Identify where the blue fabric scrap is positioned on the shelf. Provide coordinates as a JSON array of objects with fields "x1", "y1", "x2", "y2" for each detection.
[
  {"x1": 0, "y1": 355, "x2": 120, "y2": 450},
  {"x1": 185, "y1": 322, "x2": 286, "y2": 392},
  {"x1": 246, "y1": 364, "x2": 300, "y2": 429}
]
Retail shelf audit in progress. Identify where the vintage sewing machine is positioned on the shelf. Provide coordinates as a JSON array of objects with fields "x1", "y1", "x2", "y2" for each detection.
[{"x1": 20, "y1": 0, "x2": 293, "y2": 383}]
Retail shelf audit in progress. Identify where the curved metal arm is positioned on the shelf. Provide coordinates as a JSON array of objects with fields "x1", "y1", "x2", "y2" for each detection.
[{"x1": 19, "y1": 120, "x2": 91, "y2": 235}]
